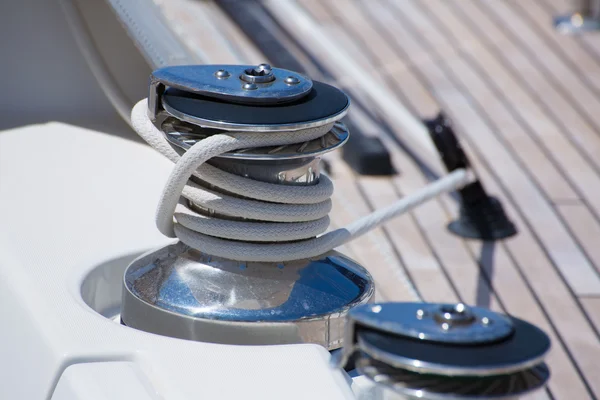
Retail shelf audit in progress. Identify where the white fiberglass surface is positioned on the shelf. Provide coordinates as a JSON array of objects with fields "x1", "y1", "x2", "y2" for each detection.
[
  {"x1": 0, "y1": 1, "x2": 356, "y2": 398},
  {"x1": 0, "y1": 124, "x2": 355, "y2": 399}
]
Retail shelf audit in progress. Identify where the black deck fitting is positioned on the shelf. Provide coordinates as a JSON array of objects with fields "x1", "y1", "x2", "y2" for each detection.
[
  {"x1": 341, "y1": 131, "x2": 395, "y2": 176},
  {"x1": 423, "y1": 113, "x2": 517, "y2": 241}
]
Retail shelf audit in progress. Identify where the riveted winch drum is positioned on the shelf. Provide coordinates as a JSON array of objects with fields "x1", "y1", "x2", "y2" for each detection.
[
  {"x1": 338, "y1": 302, "x2": 551, "y2": 399},
  {"x1": 121, "y1": 64, "x2": 374, "y2": 349}
]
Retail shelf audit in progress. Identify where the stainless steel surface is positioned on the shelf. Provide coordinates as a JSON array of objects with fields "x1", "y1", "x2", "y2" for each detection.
[
  {"x1": 161, "y1": 119, "x2": 349, "y2": 160},
  {"x1": 214, "y1": 69, "x2": 231, "y2": 79},
  {"x1": 242, "y1": 82, "x2": 259, "y2": 90},
  {"x1": 240, "y1": 63, "x2": 276, "y2": 83},
  {"x1": 350, "y1": 302, "x2": 514, "y2": 345},
  {"x1": 356, "y1": 355, "x2": 550, "y2": 400},
  {"x1": 124, "y1": 63, "x2": 372, "y2": 348},
  {"x1": 285, "y1": 76, "x2": 300, "y2": 85},
  {"x1": 149, "y1": 64, "x2": 313, "y2": 116},
  {"x1": 338, "y1": 302, "x2": 550, "y2": 377},
  {"x1": 355, "y1": 331, "x2": 549, "y2": 377},
  {"x1": 554, "y1": 0, "x2": 600, "y2": 33},
  {"x1": 207, "y1": 157, "x2": 321, "y2": 185},
  {"x1": 160, "y1": 90, "x2": 350, "y2": 132},
  {"x1": 121, "y1": 242, "x2": 374, "y2": 349}
]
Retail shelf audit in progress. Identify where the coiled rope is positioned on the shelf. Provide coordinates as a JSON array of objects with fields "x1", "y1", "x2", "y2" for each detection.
[{"x1": 132, "y1": 99, "x2": 472, "y2": 262}]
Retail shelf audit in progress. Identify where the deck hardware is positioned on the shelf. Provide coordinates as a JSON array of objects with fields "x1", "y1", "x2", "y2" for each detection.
[
  {"x1": 341, "y1": 131, "x2": 395, "y2": 176},
  {"x1": 242, "y1": 82, "x2": 258, "y2": 90},
  {"x1": 148, "y1": 64, "x2": 313, "y2": 112},
  {"x1": 214, "y1": 69, "x2": 231, "y2": 79},
  {"x1": 337, "y1": 302, "x2": 551, "y2": 399},
  {"x1": 122, "y1": 64, "x2": 372, "y2": 349},
  {"x1": 554, "y1": 0, "x2": 600, "y2": 33},
  {"x1": 240, "y1": 63, "x2": 276, "y2": 83},
  {"x1": 424, "y1": 113, "x2": 517, "y2": 241}
]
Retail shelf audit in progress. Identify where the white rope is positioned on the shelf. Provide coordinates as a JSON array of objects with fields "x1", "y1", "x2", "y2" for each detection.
[{"x1": 132, "y1": 99, "x2": 472, "y2": 262}]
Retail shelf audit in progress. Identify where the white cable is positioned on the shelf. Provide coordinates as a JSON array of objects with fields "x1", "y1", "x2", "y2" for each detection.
[{"x1": 132, "y1": 99, "x2": 472, "y2": 262}]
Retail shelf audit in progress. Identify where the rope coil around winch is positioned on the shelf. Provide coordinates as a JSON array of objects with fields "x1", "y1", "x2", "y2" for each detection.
[{"x1": 132, "y1": 99, "x2": 472, "y2": 262}]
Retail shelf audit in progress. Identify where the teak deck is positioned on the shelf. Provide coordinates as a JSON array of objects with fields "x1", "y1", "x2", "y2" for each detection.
[{"x1": 156, "y1": 1, "x2": 600, "y2": 398}]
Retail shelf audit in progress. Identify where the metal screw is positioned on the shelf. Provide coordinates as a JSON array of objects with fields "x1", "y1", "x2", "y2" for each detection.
[
  {"x1": 455, "y1": 303, "x2": 466, "y2": 313},
  {"x1": 482, "y1": 317, "x2": 490, "y2": 326},
  {"x1": 215, "y1": 69, "x2": 231, "y2": 79},
  {"x1": 285, "y1": 76, "x2": 301, "y2": 85},
  {"x1": 243, "y1": 83, "x2": 258, "y2": 91},
  {"x1": 441, "y1": 323, "x2": 450, "y2": 331},
  {"x1": 416, "y1": 309, "x2": 425, "y2": 319},
  {"x1": 254, "y1": 63, "x2": 272, "y2": 76}
]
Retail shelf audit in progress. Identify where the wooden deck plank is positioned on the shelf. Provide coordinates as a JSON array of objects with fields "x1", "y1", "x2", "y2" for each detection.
[
  {"x1": 510, "y1": 0, "x2": 600, "y2": 95},
  {"x1": 540, "y1": 0, "x2": 600, "y2": 64},
  {"x1": 305, "y1": 4, "x2": 598, "y2": 397},
  {"x1": 411, "y1": 2, "x2": 581, "y2": 205},
  {"x1": 422, "y1": 0, "x2": 600, "y2": 270},
  {"x1": 326, "y1": 2, "x2": 596, "y2": 397},
  {"x1": 417, "y1": 0, "x2": 600, "y2": 282},
  {"x1": 581, "y1": 298, "x2": 600, "y2": 338},
  {"x1": 557, "y1": 204, "x2": 600, "y2": 275},
  {"x1": 200, "y1": 1, "x2": 266, "y2": 65},
  {"x1": 353, "y1": 1, "x2": 600, "y2": 397},
  {"x1": 384, "y1": 0, "x2": 600, "y2": 297},
  {"x1": 156, "y1": 0, "x2": 239, "y2": 63},
  {"x1": 451, "y1": 1, "x2": 600, "y2": 177},
  {"x1": 418, "y1": 0, "x2": 594, "y2": 204},
  {"x1": 478, "y1": 0, "x2": 600, "y2": 133},
  {"x1": 296, "y1": 0, "x2": 332, "y2": 25},
  {"x1": 311, "y1": 0, "x2": 496, "y2": 307}
]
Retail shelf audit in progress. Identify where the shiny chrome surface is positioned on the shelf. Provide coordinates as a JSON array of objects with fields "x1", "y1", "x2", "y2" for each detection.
[
  {"x1": 121, "y1": 242, "x2": 374, "y2": 349},
  {"x1": 355, "y1": 331, "x2": 549, "y2": 377},
  {"x1": 149, "y1": 64, "x2": 312, "y2": 116},
  {"x1": 555, "y1": 0, "x2": 600, "y2": 33},
  {"x1": 356, "y1": 355, "x2": 550, "y2": 400},
  {"x1": 554, "y1": 13, "x2": 600, "y2": 33},
  {"x1": 207, "y1": 157, "x2": 321, "y2": 186},
  {"x1": 125, "y1": 64, "x2": 370, "y2": 349},
  {"x1": 161, "y1": 119, "x2": 349, "y2": 160},
  {"x1": 338, "y1": 302, "x2": 550, "y2": 377},
  {"x1": 348, "y1": 302, "x2": 514, "y2": 345},
  {"x1": 160, "y1": 92, "x2": 350, "y2": 132},
  {"x1": 214, "y1": 69, "x2": 231, "y2": 79},
  {"x1": 240, "y1": 63, "x2": 276, "y2": 84}
]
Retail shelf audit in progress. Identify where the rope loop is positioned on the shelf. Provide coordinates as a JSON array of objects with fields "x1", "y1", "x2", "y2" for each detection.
[{"x1": 132, "y1": 99, "x2": 472, "y2": 262}]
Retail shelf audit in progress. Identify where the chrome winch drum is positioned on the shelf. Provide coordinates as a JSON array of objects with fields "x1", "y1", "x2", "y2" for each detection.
[
  {"x1": 121, "y1": 64, "x2": 374, "y2": 349},
  {"x1": 338, "y1": 302, "x2": 551, "y2": 399}
]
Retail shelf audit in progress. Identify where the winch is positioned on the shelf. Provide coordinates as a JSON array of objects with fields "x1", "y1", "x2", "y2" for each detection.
[
  {"x1": 121, "y1": 64, "x2": 375, "y2": 349},
  {"x1": 338, "y1": 302, "x2": 551, "y2": 399}
]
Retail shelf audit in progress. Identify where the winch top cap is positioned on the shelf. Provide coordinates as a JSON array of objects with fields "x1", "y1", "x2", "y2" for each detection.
[
  {"x1": 161, "y1": 81, "x2": 349, "y2": 131},
  {"x1": 347, "y1": 302, "x2": 551, "y2": 376},
  {"x1": 151, "y1": 64, "x2": 313, "y2": 105},
  {"x1": 149, "y1": 64, "x2": 350, "y2": 131}
]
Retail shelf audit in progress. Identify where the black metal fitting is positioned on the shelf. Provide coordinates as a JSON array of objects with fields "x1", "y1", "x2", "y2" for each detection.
[{"x1": 424, "y1": 113, "x2": 517, "y2": 241}]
